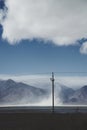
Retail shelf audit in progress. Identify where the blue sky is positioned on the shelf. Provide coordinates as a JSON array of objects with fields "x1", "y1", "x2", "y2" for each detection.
[
  {"x1": 0, "y1": 38, "x2": 87, "y2": 75},
  {"x1": 0, "y1": 0, "x2": 87, "y2": 75}
]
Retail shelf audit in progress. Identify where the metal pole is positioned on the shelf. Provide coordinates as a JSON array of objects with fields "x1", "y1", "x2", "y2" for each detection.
[{"x1": 50, "y1": 72, "x2": 55, "y2": 113}]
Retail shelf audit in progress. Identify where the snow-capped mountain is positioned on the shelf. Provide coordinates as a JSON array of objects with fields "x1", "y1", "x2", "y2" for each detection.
[{"x1": 0, "y1": 79, "x2": 48, "y2": 105}]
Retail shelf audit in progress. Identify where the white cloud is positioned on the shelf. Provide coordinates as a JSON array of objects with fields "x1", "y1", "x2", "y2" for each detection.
[
  {"x1": 0, "y1": 10, "x2": 3, "y2": 23},
  {"x1": 1, "y1": 0, "x2": 87, "y2": 45},
  {"x1": 0, "y1": 9, "x2": 5, "y2": 23},
  {"x1": 80, "y1": 42, "x2": 87, "y2": 54}
]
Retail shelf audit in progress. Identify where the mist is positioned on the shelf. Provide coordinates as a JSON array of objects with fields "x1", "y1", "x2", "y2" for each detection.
[{"x1": 0, "y1": 75, "x2": 87, "y2": 106}]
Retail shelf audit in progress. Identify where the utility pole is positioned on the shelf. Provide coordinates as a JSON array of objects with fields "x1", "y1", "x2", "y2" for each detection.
[{"x1": 50, "y1": 72, "x2": 55, "y2": 113}]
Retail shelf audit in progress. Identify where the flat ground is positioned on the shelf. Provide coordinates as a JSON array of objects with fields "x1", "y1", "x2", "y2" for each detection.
[{"x1": 0, "y1": 112, "x2": 87, "y2": 130}]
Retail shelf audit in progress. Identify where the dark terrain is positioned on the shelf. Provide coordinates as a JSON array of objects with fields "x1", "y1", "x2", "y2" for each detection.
[{"x1": 0, "y1": 112, "x2": 87, "y2": 130}]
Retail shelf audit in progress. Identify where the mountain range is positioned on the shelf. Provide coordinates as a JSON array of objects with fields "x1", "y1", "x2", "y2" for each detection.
[
  {"x1": 67, "y1": 85, "x2": 87, "y2": 104},
  {"x1": 56, "y1": 83, "x2": 87, "y2": 105},
  {"x1": 0, "y1": 79, "x2": 48, "y2": 105},
  {"x1": 0, "y1": 79, "x2": 87, "y2": 105}
]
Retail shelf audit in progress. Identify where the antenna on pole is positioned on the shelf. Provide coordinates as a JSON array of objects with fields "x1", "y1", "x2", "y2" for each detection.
[{"x1": 50, "y1": 72, "x2": 55, "y2": 113}]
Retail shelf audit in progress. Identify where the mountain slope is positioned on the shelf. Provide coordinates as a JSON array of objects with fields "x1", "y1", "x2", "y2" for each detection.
[
  {"x1": 55, "y1": 83, "x2": 75, "y2": 103},
  {"x1": 0, "y1": 79, "x2": 87, "y2": 105},
  {"x1": 68, "y1": 85, "x2": 87, "y2": 104},
  {"x1": 55, "y1": 83, "x2": 87, "y2": 104},
  {"x1": 0, "y1": 79, "x2": 47, "y2": 105}
]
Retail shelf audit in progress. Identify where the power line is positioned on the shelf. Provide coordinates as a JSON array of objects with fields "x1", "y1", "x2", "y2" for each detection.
[
  {"x1": 35, "y1": 71, "x2": 87, "y2": 74},
  {"x1": 54, "y1": 71, "x2": 87, "y2": 74}
]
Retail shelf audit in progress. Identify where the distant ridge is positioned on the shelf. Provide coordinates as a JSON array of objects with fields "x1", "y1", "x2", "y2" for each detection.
[
  {"x1": 68, "y1": 85, "x2": 87, "y2": 104},
  {"x1": 0, "y1": 79, "x2": 47, "y2": 105},
  {"x1": 55, "y1": 83, "x2": 87, "y2": 105},
  {"x1": 0, "y1": 79, "x2": 87, "y2": 105}
]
